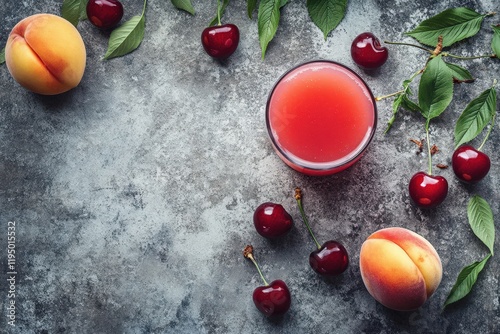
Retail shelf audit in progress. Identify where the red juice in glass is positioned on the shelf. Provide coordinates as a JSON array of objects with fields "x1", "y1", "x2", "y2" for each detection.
[{"x1": 266, "y1": 61, "x2": 377, "y2": 176}]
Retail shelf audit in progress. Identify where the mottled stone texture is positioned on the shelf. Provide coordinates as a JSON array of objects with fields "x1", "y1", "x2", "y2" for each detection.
[{"x1": 0, "y1": 1, "x2": 499, "y2": 333}]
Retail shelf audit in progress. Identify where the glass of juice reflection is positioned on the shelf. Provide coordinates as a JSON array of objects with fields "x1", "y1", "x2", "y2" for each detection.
[{"x1": 266, "y1": 60, "x2": 377, "y2": 176}]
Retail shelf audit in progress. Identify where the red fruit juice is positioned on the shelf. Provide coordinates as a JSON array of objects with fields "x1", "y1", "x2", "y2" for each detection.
[{"x1": 266, "y1": 61, "x2": 377, "y2": 176}]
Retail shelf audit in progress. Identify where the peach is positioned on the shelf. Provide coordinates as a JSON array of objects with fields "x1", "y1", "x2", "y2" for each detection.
[
  {"x1": 359, "y1": 227, "x2": 442, "y2": 311},
  {"x1": 5, "y1": 13, "x2": 86, "y2": 95}
]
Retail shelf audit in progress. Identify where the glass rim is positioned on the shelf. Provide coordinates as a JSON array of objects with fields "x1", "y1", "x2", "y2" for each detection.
[{"x1": 265, "y1": 59, "x2": 378, "y2": 172}]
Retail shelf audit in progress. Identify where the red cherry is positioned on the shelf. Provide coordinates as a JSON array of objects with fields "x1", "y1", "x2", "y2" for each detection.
[
  {"x1": 351, "y1": 32, "x2": 389, "y2": 69},
  {"x1": 201, "y1": 24, "x2": 240, "y2": 59},
  {"x1": 408, "y1": 172, "x2": 448, "y2": 208},
  {"x1": 309, "y1": 240, "x2": 349, "y2": 276},
  {"x1": 87, "y1": 0, "x2": 124, "y2": 30},
  {"x1": 452, "y1": 145, "x2": 491, "y2": 184},
  {"x1": 253, "y1": 202, "x2": 293, "y2": 238},
  {"x1": 252, "y1": 279, "x2": 291, "y2": 317},
  {"x1": 243, "y1": 245, "x2": 291, "y2": 317}
]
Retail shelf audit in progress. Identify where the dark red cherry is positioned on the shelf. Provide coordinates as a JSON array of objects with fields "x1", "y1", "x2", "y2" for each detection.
[
  {"x1": 452, "y1": 145, "x2": 491, "y2": 184},
  {"x1": 253, "y1": 279, "x2": 291, "y2": 317},
  {"x1": 201, "y1": 24, "x2": 240, "y2": 59},
  {"x1": 409, "y1": 172, "x2": 448, "y2": 208},
  {"x1": 351, "y1": 32, "x2": 389, "y2": 69},
  {"x1": 309, "y1": 240, "x2": 349, "y2": 276},
  {"x1": 87, "y1": 0, "x2": 124, "y2": 30},
  {"x1": 253, "y1": 202, "x2": 293, "y2": 238},
  {"x1": 244, "y1": 245, "x2": 291, "y2": 317}
]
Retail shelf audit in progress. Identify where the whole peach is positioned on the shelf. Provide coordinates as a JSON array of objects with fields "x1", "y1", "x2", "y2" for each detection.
[
  {"x1": 359, "y1": 227, "x2": 442, "y2": 311},
  {"x1": 5, "y1": 13, "x2": 86, "y2": 95}
]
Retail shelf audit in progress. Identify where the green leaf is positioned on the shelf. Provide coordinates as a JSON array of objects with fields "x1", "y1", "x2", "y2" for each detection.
[
  {"x1": 171, "y1": 0, "x2": 195, "y2": 15},
  {"x1": 445, "y1": 62, "x2": 474, "y2": 83},
  {"x1": 209, "y1": 0, "x2": 230, "y2": 26},
  {"x1": 492, "y1": 25, "x2": 500, "y2": 57},
  {"x1": 468, "y1": 195, "x2": 495, "y2": 255},
  {"x1": 247, "y1": 0, "x2": 257, "y2": 18},
  {"x1": 280, "y1": 0, "x2": 288, "y2": 7},
  {"x1": 406, "y1": 7, "x2": 486, "y2": 47},
  {"x1": 104, "y1": 3, "x2": 146, "y2": 60},
  {"x1": 61, "y1": 0, "x2": 88, "y2": 27},
  {"x1": 258, "y1": 0, "x2": 281, "y2": 59},
  {"x1": 418, "y1": 55, "x2": 454, "y2": 125},
  {"x1": 0, "y1": 47, "x2": 5, "y2": 65},
  {"x1": 454, "y1": 85, "x2": 497, "y2": 147},
  {"x1": 307, "y1": 0, "x2": 347, "y2": 40},
  {"x1": 401, "y1": 95, "x2": 421, "y2": 112},
  {"x1": 443, "y1": 254, "x2": 491, "y2": 308}
]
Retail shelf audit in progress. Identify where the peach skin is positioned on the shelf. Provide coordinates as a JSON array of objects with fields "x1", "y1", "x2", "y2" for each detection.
[
  {"x1": 359, "y1": 227, "x2": 442, "y2": 311},
  {"x1": 5, "y1": 13, "x2": 86, "y2": 95}
]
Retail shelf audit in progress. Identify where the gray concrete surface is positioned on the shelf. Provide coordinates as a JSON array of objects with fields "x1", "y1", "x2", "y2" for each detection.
[{"x1": 0, "y1": 0, "x2": 499, "y2": 333}]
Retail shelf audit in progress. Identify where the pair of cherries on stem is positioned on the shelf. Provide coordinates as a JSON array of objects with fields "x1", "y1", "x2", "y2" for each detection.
[{"x1": 253, "y1": 189, "x2": 349, "y2": 277}]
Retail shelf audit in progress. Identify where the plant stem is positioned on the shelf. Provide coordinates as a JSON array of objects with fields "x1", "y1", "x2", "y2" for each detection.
[
  {"x1": 243, "y1": 245, "x2": 268, "y2": 286},
  {"x1": 478, "y1": 113, "x2": 496, "y2": 151},
  {"x1": 294, "y1": 188, "x2": 321, "y2": 250},
  {"x1": 375, "y1": 90, "x2": 404, "y2": 101},
  {"x1": 384, "y1": 40, "x2": 434, "y2": 54},
  {"x1": 442, "y1": 52, "x2": 495, "y2": 60},
  {"x1": 217, "y1": 0, "x2": 221, "y2": 26},
  {"x1": 425, "y1": 126, "x2": 433, "y2": 175}
]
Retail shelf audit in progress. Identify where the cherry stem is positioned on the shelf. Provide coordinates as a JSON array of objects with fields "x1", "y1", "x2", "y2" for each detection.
[
  {"x1": 294, "y1": 188, "x2": 322, "y2": 250},
  {"x1": 243, "y1": 245, "x2": 269, "y2": 286},
  {"x1": 478, "y1": 113, "x2": 496, "y2": 151},
  {"x1": 384, "y1": 40, "x2": 434, "y2": 54},
  {"x1": 425, "y1": 125, "x2": 433, "y2": 175},
  {"x1": 375, "y1": 90, "x2": 404, "y2": 101},
  {"x1": 441, "y1": 52, "x2": 495, "y2": 60},
  {"x1": 216, "y1": 0, "x2": 222, "y2": 26}
]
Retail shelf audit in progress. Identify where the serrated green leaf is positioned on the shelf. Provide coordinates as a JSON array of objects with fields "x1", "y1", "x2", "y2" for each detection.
[
  {"x1": 454, "y1": 85, "x2": 497, "y2": 147},
  {"x1": 445, "y1": 62, "x2": 474, "y2": 82},
  {"x1": 492, "y1": 25, "x2": 500, "y2": 57},
  {"x1": 0, "y1": 47, "x2": 5, "y2": 65},
  {"x1": 307, "y1": 0, "x2": 347, "y2": 40},
  {"x1": 247, "y1": 0, "x2": 257, "y2": 18},
  {"x1": 171, "y1": 0, "x2": 195, "y2": 15},
  {"x1": 61, "y1": 0, "x2": 88, "y2": 27},
  {"x1": 258, "y1": 0, "x2": 281, "y2": 59},
  {"x1": 209, "y1": 0, "x2": 229, "y2": 26},
  {"x1": 104, "y1": 14, "x2": 145, "y2": 60},
  {"x1": 443, "y1": 254, "x2": 491, "y2": 308},
  {"x1": 468, "y1": 195, "x2": 495, "y2": 255},
  {"x1": 418, "y1": 55, "x2": 454, "y2": 125},
  {"x1": 406, "y1": 7, "x2": 485, "y2": 47}
]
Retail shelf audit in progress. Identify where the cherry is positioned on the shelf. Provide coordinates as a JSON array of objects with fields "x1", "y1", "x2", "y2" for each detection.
[
  {"x1": 294, "y1": 188, "x2": 349, "y2": 276},
  {"x1": 309, "y1": 240, "x2": 349, "y2": 276},
  {"x1": 408, "y1": 172, "x2": 448, "y2": 208},
  {"x1": 351, "y1": 32, "x2": 389, "y2": 69},
  {"x1": 201, "y1": 24, "x2": 240, "y2": 59},
  {"x1": 86, "y1": 0, "x2": 124, "y2": 30},
  {"x1": 452, "y1": 145, "x2": 491, "y2": 184},
  {"x1": 243, "y1": 245, "x2": 291, "y2": 317},
  {"x1": 253, "y1": 202, "x2": 293, "y2": 238}
]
